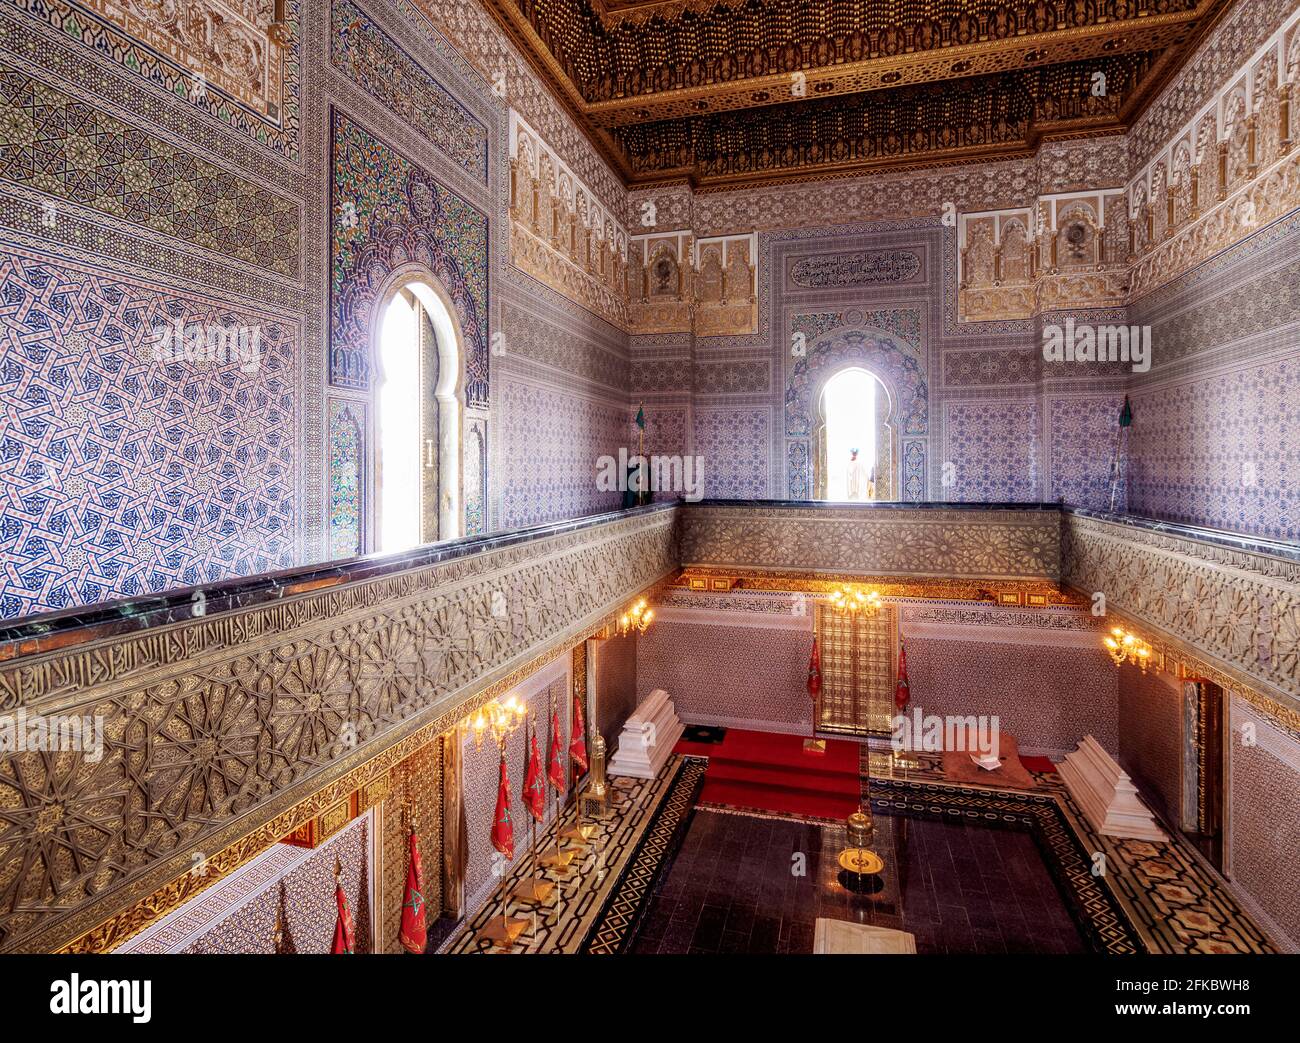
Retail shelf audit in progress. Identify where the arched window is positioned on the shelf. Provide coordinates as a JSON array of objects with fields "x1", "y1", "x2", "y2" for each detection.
[
  {"x1": 819, "y1": 368, "x2": 879, "y2": 501},
  {"x1": 812, "y1": 366, "x2": 897, "y2": 501},
  {"x1": 375, "y1": 278, "x2": 462, "y2": 554}
]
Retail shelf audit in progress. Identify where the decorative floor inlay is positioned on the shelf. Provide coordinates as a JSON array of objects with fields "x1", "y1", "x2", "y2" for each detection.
[
  {"x1": 675, "y1": 740, "x2": 1273, "y2": 954},
  {"x1": 856, "y1": 746, "x2": 1275, "y2": 954},
  {"x1": 447, "y1": 757, "x2": 704, "y2": 953}
]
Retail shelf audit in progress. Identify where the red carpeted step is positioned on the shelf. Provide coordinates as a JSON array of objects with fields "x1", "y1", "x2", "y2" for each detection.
[
  {"x1": 1019, "y1": 755, "x2": 1057, "y2": 774},
  {"x1": 713, "y1": 728, "x2": 860, "y2": 774},
  {"x1": 691, "y1": 727, "x2": 864, "y2": 820},
  {"x1": 705, "y1": 757, "x2": 859, "y2": 796},
  {"x1": 699, "y1": 778, "x2": 860, "y2": 820}
]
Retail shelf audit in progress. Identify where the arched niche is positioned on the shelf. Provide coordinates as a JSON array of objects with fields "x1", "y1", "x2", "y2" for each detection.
[{"x1": 785, "y1": 324, "x2": 927, "y2": 501}]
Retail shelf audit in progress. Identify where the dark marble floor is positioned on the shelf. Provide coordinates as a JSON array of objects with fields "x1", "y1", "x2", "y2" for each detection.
[{"x1": 630, "y1": 808, "x2": 1087, "y2": 954}]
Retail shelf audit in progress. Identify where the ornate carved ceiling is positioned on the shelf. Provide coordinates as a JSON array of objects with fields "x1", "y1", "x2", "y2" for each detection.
[{"x1": 481, "y1": 0, "x2": 1236, "y2": 187}]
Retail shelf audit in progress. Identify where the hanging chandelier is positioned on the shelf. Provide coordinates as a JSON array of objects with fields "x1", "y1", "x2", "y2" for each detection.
[
  {"x1": 470, "y1": 695, "x2": 527, "y2": 749},
  {"x1": 1104, "y1": 627, "x2": 1152, "y2": 673},
  {"x1": 829, "y1": 585, "x2": 882, "y2": 616},
  {"x1": 617, "y1": 598, "x2": 654, "y2": 636}
]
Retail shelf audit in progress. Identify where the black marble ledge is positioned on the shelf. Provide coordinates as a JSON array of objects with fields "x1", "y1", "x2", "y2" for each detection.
[
  {"x1": 0, "y1": 501, "x2": 678, "y2": 660},
  {"x1": 1065, "y1": 507, "x2": 1300, "y2": 565},
  {"x1": 5, "y1": 499, "x2": 1294, "y2": 662},
  {"x1": 685, "y1": 499, "x2": 1064, "y2": 512}
]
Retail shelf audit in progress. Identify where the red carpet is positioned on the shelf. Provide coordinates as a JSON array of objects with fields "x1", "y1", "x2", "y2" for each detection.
[{"x1": 674, "y1": 728, "x2": 861, "y2": 820}]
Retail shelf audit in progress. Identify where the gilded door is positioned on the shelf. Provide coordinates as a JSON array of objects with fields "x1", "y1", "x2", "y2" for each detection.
[{"x1": 815, "y1": 604, "x2": 898, "y2": 736}]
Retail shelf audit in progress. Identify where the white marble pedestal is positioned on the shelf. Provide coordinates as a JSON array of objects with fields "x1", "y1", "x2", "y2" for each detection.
[{"x1": 608, "y1": 688, "x2": 684, "y2": 780}]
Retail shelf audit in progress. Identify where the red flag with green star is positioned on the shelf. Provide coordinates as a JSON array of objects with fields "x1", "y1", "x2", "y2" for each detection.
[
  {"x1": 570, "y1": 690, "x2": 589, "y2": 774},
  {"x1": 523, "y1": 728, "x2": 546, "y2": 823},
  {"x1": 547, "y1": 706, "x2": 566, "y2": 793},
  {"x1": 490, "y1": 748, "x2": 514, "y2": 859},
  {"x1": 331, "y1": 878, "x2": 356, "y2": 954},
  {"x1": 398, "y1": 826, "x2": 427, "y2": 954},
  {"x1": 895, "y1": 640, "x2": 911, "y2": 712}
]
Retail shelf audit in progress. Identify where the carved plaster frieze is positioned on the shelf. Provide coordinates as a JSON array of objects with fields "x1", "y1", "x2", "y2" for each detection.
[
  {"x1": 1062, "y1": 513, "x2": 1300, "y2": 713},
  {"x1": 0, "y1": 509, "x2": 676, "y2": 953},
  {"x1": 678, "y1": 505, "x2": 1061, "y2": 581},
  {"x1": 509, "y1": 220, "x2": 627, "y2": 328}
]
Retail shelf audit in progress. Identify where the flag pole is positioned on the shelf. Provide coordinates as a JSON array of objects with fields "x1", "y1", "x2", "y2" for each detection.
[
  {"x1": 511, "y1": 711, "x2": 553, "y2": 909},
  {"x1": 1108, "y1": 395, "x2": 1132, "y2": 514},
  {"x1": 478, "y1": 736, "x2": 528, "y2": 950},
  {"x1": 541, "y1": 689, "x2": 575, "y2": 870}
]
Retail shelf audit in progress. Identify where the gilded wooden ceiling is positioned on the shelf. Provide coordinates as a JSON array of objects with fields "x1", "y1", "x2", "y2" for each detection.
[{"x1": 482, "y1": 0, "x2": 1235, "y2": 187}]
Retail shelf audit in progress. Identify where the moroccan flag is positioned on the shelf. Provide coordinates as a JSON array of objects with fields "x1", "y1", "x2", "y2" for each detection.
[
  {"x1": 634, "y1": 402, "x2": 646, "y2": 430},
  {"x1": 1119, "y1": 394, "x2": 1133, "y2": 427},
  {"x1": 895, "y1": 640, "x2": 911, "y2": 712},
  {"x1": 331, "y1": 879, "x2": 356, "y2": 954},
  {"x1": 570, "y1": 693, "x2": 589, "y2": 774},
  {"x1": 547, "y1": 707, "x2": 566, "y2": 793},
  {"x1": 523, "y1": 729, "x2": 546, "y2": 823},
  {"x1": 490, "y1": 749, "x2": 514, "y2": 859},
  {"x1": 398, "y1": 827, "x2": 427, "y2": 954},
  {"x1": 807, "y1": 637, "x2": 822, "y2": 698}
]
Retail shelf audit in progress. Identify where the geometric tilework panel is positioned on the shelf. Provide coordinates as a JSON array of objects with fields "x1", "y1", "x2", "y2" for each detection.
[
  {"x1": 1230, "y1": 700, "x2": 1300, "y2": 951},
  {"x1": 497, "y1": 379, "x2": 625, "y2": 530},
  {"x1": 331, "y1": 0, "x2": 487, "y2": 183},
  {"x1": 9, "y1": 0, "x2": 303, "y2": 160},
  {"x1": 694, "y1": 408, "x2": 770, "y2": 500},
  {"x1": 0, "y1": 252, "x2": 297, "y2": 619},
  {"x1": 1116, "y1": 667, "x2": 1183, "y2": 827},
  {"x1": 181, "y1": 814, "x2": 373, "y2": 954},
  {"x1": 328, "y1": 399, "x2": 364, "y2": 560},
  {"x1": 0, "y1": 65, "x2": 299, "y2": 277},
  {"x1": 943, "y1": 400, "x2": 1040, "y2": 503},
  {"x1": 329, "y1": 110, "x2": 488, "y2": 400},
  {"x1": 1128, "y1": 356, "x2": 1298, "y2": 541},
  {"x1": 637, "y1": 620, "x2": 812, "y2": 731},
  {"x1": 1050, "y1": 395, "x2": 1126, "y2": 512},
  {"x1": 461, "y1": 670, "x2": 568, "y2": 914},
  {"x1": 905, "y1": 637, "x2": 1118, "y2": 756}
]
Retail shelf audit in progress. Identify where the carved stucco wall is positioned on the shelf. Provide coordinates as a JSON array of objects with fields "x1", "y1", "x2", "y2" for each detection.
[
  {"x1": 0, "y1": 505, "x2": 676, "y2": 953},
  {"x1": 679, "y1": 504, "x2": 1061, "y2": 582},
  {"x1": 1061, "y1": 512, "x2": 1300, "y2": 712}
]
